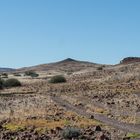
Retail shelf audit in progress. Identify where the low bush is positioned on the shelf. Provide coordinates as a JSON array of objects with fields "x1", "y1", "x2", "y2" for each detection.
[
  {"x1": 2, "y1": 73, "x2": 8, "y2": 77},
  {"x1": 24, "y1": 71, "x2": 39, "y2": 78},
  {"x1": 30, "y1": 73, "x2": 39, "y2": 78},
  {"x1": 62, "y1": 127, "x2": 81, "y2": 139},
  {"x1": 4, "y1": 78, "x2": 21, "y2": 87},
  {"x1": 13, "y1": 73, "x2": 21, "y2": 77},
  {"x1": 1, "y1": 73, "x2": 8, "y2": 78},
  {"x1": 0, "y1": 78, "x2": 4, "y2": 89},
  {"x1": 97, "y1": 66, "x2": 103, "y2": 71},
  {"x1": 49, "y1": 75, "x2": 66, "y2": 83}
]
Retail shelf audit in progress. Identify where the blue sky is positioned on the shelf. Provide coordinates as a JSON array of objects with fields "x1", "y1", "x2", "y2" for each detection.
[{"x1": 0, "y1": 0, "x2": 140, "y2": 68}]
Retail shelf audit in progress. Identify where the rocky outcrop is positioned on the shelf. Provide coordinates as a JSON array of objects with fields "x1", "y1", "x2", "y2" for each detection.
[{"x1": 120, "y1": 57, "x2": 140, "y2": 64}]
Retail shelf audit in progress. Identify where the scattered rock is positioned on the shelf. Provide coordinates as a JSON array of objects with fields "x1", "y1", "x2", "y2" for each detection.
[{"x1": 95, "y1": 125, "x2": 102, "y2": 131}]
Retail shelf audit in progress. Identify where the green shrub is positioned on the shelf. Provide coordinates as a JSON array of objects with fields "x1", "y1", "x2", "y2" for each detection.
[
  {"x1": 4, "y1": 78, "x2": 21, "y2": 87},
  {"x1": 62, "y1": 127, "x2": 81, "y2": 139},
  {"x1": 1, "y1": 73, "x2": 8, "y2": 78},
  {"x1": 0, "y1": 78, "x2": 4, "y2": 89},
  {"x1": 97, "y1": 66, "x2": 103, "y2": 71},
  {"x1": 13, "y1": 73, "x2": 21, "y2": 77},
  {"x1": 49, "y1": 75, "x2": 66, "y2": 83},
  {"x1": 67, "y1": 72, "x2": 73, "y2": 75},
  {"x1": 2, "y1": 73, "x2": 8, "y2": 77},
  {"x1": 30, "y1": 73, "x2": 39, "y2": 78},
  {"x1": 24, "y1": 71, "x2": 39, "y2": 78}
]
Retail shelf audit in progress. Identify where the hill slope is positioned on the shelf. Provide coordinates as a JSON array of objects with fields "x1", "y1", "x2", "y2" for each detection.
[
  {"x1": 17, "y1": 58, "x2": 104, "y2": 72},
  {"x1": 0, "y1": 67, "x2": 15, "y2": 73}
]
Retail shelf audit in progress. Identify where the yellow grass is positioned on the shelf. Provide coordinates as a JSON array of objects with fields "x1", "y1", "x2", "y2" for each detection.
[{"x1": 3, "y1": 115, "x2": 101, "y2": 132}]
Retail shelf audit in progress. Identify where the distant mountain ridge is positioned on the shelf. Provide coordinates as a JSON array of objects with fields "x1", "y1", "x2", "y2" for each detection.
[
  {"x1": 14, "y1": 57, "x2": 140, "y2": 72},
  {"x1": 1, "y1": 57, "x2": 140, "y2": 73},
  {"x1": 0, "y1": 68, "x2": 15, "y2": 72}
]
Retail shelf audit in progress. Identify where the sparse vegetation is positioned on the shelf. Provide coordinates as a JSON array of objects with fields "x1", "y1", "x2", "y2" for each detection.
[
  {"x1": 1, "y1": 73, "x2": 8, "y2": 78},
  {"x1": 0, "y1": 78, "x2": 4, "y2": 89},
  {"x1": 49, "y1": 75, "x2": 66, "y2": 83},
  {"x1": 25, "y1": 71, "x2": 39, "y2": 78},
  {"x1": 0, "y1": 58, "x2": 139, "y2": 139},
  {"x1": 13, "y1": 73, "x2": 21, "y2": 77},
  {"x1": 67, "y1": 72, "x2": 73, "y2": 75},
  {"x1": 126, "y1": 133, "x2": 140, "y2": 139},
  {"x1": 62, "y1": 127, "x2": 81, "y2": 139},
  {"x1": 3, "y1": 123, "x2": 25, "y2": 132},
  {"x1": 0, "y1": 78, "x2": 21, "y2": 89},
  {"x1": 97, "y1": 66, "x2": 103, "y2": 70},
  {"x1": 4, "y1": 78, "x2": 21, "y2": 87}
]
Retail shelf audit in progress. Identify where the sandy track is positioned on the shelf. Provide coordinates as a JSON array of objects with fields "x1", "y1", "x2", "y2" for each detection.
[
  {"x1": 51, "y1": 95, "x2": 140, "y2": 134},
  {"x1": 76, "y1": 96, "x2": 140, "y2": 117}
]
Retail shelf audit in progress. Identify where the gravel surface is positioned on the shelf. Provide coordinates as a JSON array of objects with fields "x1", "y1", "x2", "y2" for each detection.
[{"x1": 51, "y1": 95, "x2": 140, "y2": 134}]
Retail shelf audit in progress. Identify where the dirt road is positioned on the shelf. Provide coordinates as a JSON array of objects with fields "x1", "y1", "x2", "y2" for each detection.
[{"x1": 51, "y1": 95, "x2": 140, "y2": 134}]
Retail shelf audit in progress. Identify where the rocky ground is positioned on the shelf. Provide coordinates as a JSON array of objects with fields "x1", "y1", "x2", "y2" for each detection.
[
  {"x1": 0, "y1": 121, "x2": 112, "y2": 140},
  {"x1": 0, "y1": 58, "x2": 140, "y2": 139}
]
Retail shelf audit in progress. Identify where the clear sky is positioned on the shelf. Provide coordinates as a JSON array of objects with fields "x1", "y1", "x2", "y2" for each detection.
[{"x1": 0, "y1": 0, "x2": 140, "y2": 68}]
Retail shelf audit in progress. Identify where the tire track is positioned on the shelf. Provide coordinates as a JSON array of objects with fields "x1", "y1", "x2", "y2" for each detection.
[
  {"x1": 77, "y1": 96, "x2": 140, "y2": 117},
  {"x1": 51, "y1": 96, "x2": 140, "y2": 134}
]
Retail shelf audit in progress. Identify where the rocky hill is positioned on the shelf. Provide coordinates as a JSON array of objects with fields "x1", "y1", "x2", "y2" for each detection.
[
  {"x1": 120, "y1": 57, "x2": 140, "y2": 64},
  {"x1": 17, "y1": 58, "x2": 103, "y2": 72}
]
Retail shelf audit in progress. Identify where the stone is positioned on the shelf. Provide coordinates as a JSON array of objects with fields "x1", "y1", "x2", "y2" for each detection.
[{"x1": 95, "y1": 126, "x2": 102, "y2": 131}]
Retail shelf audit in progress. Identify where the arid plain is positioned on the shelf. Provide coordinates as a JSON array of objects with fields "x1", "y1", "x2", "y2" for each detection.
[{"x1": 0, "y1": 57, "x2": 140, "y2": 140}]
